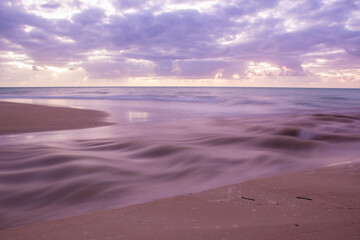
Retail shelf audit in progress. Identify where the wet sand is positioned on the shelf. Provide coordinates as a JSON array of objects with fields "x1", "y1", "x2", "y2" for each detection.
[
  {"x1": 0, "y1": 101, "x2": 112, "y2": 134},
  {"x1": 1, "y1": 162, "x2": 359, "y2": 240}
]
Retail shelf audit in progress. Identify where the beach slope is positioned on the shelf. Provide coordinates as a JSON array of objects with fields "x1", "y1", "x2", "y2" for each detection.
[
  {"x1": 1, "y1": 162, "x2": 359, "y2": 240},
  {"x1": 0, "y1": 101, "x2": 112, "y2": 134}
]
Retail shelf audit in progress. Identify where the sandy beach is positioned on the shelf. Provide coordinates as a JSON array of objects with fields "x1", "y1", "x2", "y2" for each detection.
[
  {"x1": 0, "y1": 162, "x2": 359, "y2": 240},
  {"x1": 0, "y1": 101, "x2": 112, "y2": 134},
  {"x1": 0, "y1": 100, "x2": 359, "y2": 239}
]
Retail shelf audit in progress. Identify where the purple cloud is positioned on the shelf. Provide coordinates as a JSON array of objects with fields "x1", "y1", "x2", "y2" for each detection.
[
  {"x1": 114, "y1": 0, "x2": 148, "y2": 9},
  {"x1": 72, "y1": 8, "x2": 105, "y2": 26},
  {"x1": 41, "y1": 3, "x2": 61, "y2": 9},
  {"x1": 0, "y1": 0, "x2": 359, "y2": 83}
]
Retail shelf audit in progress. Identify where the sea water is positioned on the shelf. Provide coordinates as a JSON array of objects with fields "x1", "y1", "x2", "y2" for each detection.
[{"x1": 1, "y1": 87, "x2": 360, "y2": 229}]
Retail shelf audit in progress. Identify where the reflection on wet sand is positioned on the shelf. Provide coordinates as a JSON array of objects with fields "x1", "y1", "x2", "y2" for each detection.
[{"x1": 128, "y1": 111, "x2": 148, "y2": 122}]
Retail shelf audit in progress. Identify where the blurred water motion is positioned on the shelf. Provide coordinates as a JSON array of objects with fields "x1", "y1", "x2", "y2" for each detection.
[{"x1": 0, "y1": 87, "x2": 360, "y2": 229}]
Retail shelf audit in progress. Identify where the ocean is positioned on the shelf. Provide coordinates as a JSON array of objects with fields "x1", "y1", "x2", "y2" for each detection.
[{"x1": 1, "y1": 87, "x2": 360, "y2": 229}]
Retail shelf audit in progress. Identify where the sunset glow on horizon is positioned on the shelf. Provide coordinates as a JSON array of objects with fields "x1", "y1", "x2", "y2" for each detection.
[{"x1": 0, "y1": 0, "x2": 359, "y2": 88}]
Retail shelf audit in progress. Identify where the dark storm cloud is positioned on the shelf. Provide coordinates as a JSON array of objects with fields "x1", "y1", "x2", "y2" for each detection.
[{"x1": 0, "y1": 0, "x2": 359, "y2": 80}]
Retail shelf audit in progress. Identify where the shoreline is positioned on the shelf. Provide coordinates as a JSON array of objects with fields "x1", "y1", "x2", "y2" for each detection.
[
  {"x1": 1, "y1": 100, "x2": 359, "y2": 239},
  {"x1": 1, "y1": 162, "x2": 359, "y2": 240},
  {"x1": 0, "y1": 101, "x2": 113, "y2": 134}
]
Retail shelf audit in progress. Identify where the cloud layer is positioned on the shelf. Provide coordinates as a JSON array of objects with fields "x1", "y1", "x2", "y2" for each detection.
[{"x1": 0, "y1": 0, "x2": 359, "y2": 87}]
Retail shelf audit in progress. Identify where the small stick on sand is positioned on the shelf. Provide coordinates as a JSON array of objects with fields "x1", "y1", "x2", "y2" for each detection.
[
  {"x1": 296, "y1": 196, "x2": 312, "y2": 201},
  {"x1": 241, "y1": 196, "x2": 255, "y2": 201}
]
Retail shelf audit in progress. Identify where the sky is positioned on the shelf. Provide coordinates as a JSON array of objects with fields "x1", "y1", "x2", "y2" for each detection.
[{"x1": 0, "y1": 0, "x2": 359, "y2": 88}]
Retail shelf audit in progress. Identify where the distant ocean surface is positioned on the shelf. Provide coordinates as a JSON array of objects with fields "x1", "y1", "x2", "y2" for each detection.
[
  {"x1": 1, "y1": 87, "x2": 360, "y2": 229},
  {"x1": 1, "y1": 87, "x2": 360, "y2": 116}
]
